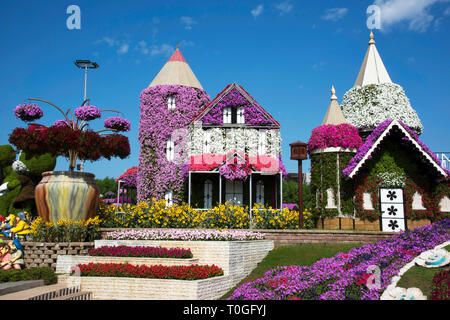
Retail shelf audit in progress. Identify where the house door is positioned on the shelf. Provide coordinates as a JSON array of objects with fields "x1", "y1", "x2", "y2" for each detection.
[
  {"x1": 380, "y1": 188, "x2": 406, "y2": 232},
  {"x1": 225, "y1": 180, "x2": 243, "y2": 206}
]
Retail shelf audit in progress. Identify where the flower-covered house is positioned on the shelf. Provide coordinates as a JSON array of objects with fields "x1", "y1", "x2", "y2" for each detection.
[
  {"x1": 187, "y1": 83, "x2": 285, "y2": 209},
  {"x1": 138, "y1": 47, "x2": 285, "y2": 209},
  {"x1": 309, "y1": 32, "x2": 449, "y2": 232}
]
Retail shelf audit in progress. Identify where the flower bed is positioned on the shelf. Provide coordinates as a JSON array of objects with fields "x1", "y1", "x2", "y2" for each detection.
[
  {"x1": 228, "y1": 219, "x2": 450, "y2": 300},
  {"x1": 89, "y1": 245, "x2": 193, "y2": 259},
  {"x1": 431, "y1": 269, "x2": 449, "y2": 300},
  {"x1": 97, "y1": 200, "x2": 313, "y2": 229},
  {"x1": 104, "y1": 229, "x2": 265, "y2": 241},
  {"x1": 71, "y1": 263, "x2": 223, "y2": 280}
]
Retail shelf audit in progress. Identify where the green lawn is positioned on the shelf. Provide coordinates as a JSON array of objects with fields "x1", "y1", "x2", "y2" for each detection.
[
  {"x1": 396, "y1": 244, "x2": 450, "y2": 299},
  {"x1": 221, "y1": 243, "x2": 362, "y2": 299}
]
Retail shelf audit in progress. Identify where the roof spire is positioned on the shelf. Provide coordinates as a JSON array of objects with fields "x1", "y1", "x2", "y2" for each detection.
[
  {"x1": 369, "y1": 30, "x2": 375, "y2": 44},
  {"x1": 148, "y1": 45, "x2": 203, "y2": 90},
  {"x1": 322, "y1": 85, "x2": 347, "y2": 125},
  {"x1": 353, "y1": 31, "x2": 392, "y2": 87},
  {"x1": 331, "y1": 85, "x2": 337, "y2": 100}
]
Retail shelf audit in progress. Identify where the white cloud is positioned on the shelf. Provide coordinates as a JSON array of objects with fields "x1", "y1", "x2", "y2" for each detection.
[
  {"x1": 151, "y1": 44, "x2": 174, "y2": 57},
  {"x1": 138, "y1": 41, "x2": 149, "y2": 55},
  {"x1": 373, "y1": 0, "x2": 449, "y2": 33},
  {"x1": 251, "y1": 4, "x2": 264, "y2": 18},
  {"x1": 180, "y1": 16, "x2": 197, "y2": 30},
  {"x1": 322, "y1": 8, "x2": 348, "y2": 21},
  {"x1": 117, "y1": 43, "x2": 129, "y2": 55},
  {"x1": 275, "y1": 1, "x2": 293, "y2": 15}
]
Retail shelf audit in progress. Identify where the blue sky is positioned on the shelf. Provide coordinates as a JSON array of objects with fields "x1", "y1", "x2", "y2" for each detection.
[{"x1": 1, "y1": 0, "x2": 450, "y2": 179}]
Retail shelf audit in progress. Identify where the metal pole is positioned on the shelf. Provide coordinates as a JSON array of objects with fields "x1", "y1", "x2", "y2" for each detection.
[
  {"x1": 116, "y1": 180, "x2": 122, "y2": 208},
  {"x1": 188, "y1": 171, "x2": 191, "y2": 207},
  {"x1": 249, "y1": 173, "x2": 252, "y2": 230},
  {"x1": 280, "y1": 171, "x2": 283, "y2": 210},
  {"x1": 298, "y1": 160, "x2": 304, "y2": 229},
  {"x1": 219, "y1": 174, "x2": 222, "y2": 204},
  {"x1": 80, "y1": 66, "x2": 88, "y2": 172}
]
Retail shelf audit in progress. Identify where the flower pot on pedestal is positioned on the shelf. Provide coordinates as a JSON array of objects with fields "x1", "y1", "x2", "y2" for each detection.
[{"x1": 35, "y1": 171, "x2": 100, "y2": 222}]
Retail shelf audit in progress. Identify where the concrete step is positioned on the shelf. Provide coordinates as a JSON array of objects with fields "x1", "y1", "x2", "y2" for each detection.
[
  {"x1": 0, "y1": 280, "x2": 44, "y2": 296},
  {"x1": 0, "y1": 283, "x2": 81, "y2": 300},
  {"x1": 51, "y1": 291, "x2": 92, "y2": 300}
]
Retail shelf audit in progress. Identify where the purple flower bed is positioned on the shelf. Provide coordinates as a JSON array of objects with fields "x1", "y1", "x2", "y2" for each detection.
[
  {"x1": 307, "y1": 123, "x2": 362, "y2": 154},
  {"x1": 14, "y1": 103, "x2": 44, "y2": 122},
  {"x1": 228, "y1": 219, "x2": 450, "y2": 300},
  {"x1": 89, "y1": 245, "x2": 193, "y2": 259},
  {"x1": 104, "y1": 117, "x2": 131, "y2": 132},
  {"x1": 74, "y1": 105, "x2": 101, "y2": 121},
  {"x1": 343, "y1": 119, "x2": 450, "y2": 177}
]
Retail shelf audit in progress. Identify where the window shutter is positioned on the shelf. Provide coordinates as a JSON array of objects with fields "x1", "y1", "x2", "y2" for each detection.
[
  {"x1": 223, "y1": 107, "x2": 232, "y2": 124},
  {"x1": 204, "y1": 180, "x2": 213, "y2": 209},
  {"x1": 166, "y1": 137, "x2": 174, "y2": 161},
  {"x1": 237, "y1": 107, "x2": 245, "y2": 124},
  {"x1": 258, "y1": 129, "x2": 267, "y2": 155},
  {"x1": 203, "y1": 130, "x2": 211, "y2": 153},
  {"x1": 168, "y1": 96, "x2": 176, "y2": 109},
  {"x1": 256, "y1": 180, "x2": 264, "y2": 205},
  {"x1": 165, "y1": 190, "x2": 173, "y2": 206}
]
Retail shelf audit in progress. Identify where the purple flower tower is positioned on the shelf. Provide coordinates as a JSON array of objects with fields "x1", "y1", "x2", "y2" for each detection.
[{"x1": 137, "y1": 46, "x2": 210, "y2": 203}]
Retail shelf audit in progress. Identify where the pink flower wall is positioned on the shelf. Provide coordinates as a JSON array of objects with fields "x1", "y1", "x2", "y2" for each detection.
[{"x1": 138, "y1": 84, "x2": 210, "y2": 203}]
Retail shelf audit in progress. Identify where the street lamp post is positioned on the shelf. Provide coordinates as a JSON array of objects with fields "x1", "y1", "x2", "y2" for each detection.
[
  {"x1": 74, "y1": 60, "x2": 99, "y2": 172},
  {"x1": 289, "y1": 141, "x2": 308, "y2": 229}
]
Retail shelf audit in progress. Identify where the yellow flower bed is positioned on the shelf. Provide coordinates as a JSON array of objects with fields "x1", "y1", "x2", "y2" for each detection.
[
  {"x1": 30, "y1": 216, "x2": 102, "y2": 242},
  {"x1": 98, "y1": 199, "x2": 314, "y2": 229}
]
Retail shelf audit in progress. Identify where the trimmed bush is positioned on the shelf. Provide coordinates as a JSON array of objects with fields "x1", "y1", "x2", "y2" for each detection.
[{"x1": 0, "y1": 267, "x2": 57, "y2": 285}]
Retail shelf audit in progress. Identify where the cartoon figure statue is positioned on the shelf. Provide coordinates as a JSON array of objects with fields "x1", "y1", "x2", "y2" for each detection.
[
  {"x1": 0, "y1": 146, "x2": 56, "y2": 217},
  {"x1": 0, "y1": 213, "x2": 17, "y2": 237},
  {"x1": 10, "y1": 212, "x2": 31, "y2": 239},
  {"x1": 0, "y1": 245, "x2": 11, "y2": 266},
  {"x1": 0, "y1": 239, "x2": 24, "y2": 270}
]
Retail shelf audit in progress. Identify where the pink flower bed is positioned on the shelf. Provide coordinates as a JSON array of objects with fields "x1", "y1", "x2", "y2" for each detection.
[
  {"x1": 307, "y1": 123, "x2": 362, "y2": 154},
  {"x1": 89, "y1": 245, "x2": 193, "y2": 259}
]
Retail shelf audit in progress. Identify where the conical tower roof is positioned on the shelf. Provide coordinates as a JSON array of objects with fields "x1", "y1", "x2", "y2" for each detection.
[
  {"x1": 149, "y1": 45, "x2": 203, "y2": 90},
  {"x1": 322, "y1": 85, "x2": 347, "y2": 125},
  {"x1": 354, "y1": 31, "x2": 392, "y2": 87}
]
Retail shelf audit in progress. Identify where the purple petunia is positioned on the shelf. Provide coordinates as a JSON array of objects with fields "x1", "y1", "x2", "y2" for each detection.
[
  {"x1": 74, "y1": 105, "x2": 101, "y2": 121},
  {"x1": 228, "y1": 219, "x2": 450, "y2": 300},
  {"x1": 104, "y1": 117, "x2": 131, "y2": 132},
  {"x1": 14, "y1": 103, "x2": 44, "y2": 122}
]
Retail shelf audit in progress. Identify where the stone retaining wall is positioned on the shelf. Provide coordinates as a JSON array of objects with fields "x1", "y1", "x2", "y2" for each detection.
[
  {"x1": 315, "y1": 218, "x2": 432, "y2": 232},
  {"x1": 94, "y1": 240, "x2": 274, "y2": 288},
  {"x1": 22, "y1": 242, "x2": 94, "y2": 269},
  {"x1": 260, "y1": 229, "x2": 394, "y2": 246},
  {"x1": 60, "y1": 274, "x2": 234, "y2": 300}
]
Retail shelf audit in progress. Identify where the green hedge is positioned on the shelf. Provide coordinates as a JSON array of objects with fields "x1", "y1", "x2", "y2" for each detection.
[{"x1": 0, "y1": 267, "x2": 57, "y2": 285}]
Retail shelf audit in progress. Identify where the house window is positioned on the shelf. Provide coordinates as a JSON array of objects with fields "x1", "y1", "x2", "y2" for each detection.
[
  {"x1": 203, "y1": 130, "x2": 211, "y2": 154},
  {"x1": 225, "y1": 180, "x2": 243, "y2": 206},
  {"x1": 165, "y1": 190, "x2": 173, "y2": 206},
  {"x1": 223, "y1": 107, "x2": 245, "y2": 124},
  {"x1": 326, "y1": 188, "x2": 337, "y2": 209},
  {"x1": 258, "y1": 130, "x2": 267, "y2": 155},
  {"x1": 363, "y1": 193, "x2": 374, "y2": 210},
  {"x1": 168, "y1": 96, "x2": 176, "y2": 109},
  {"x1": 166, "y1": 136, "x2": 174, "y2": 161},
  {"x1": 223, "y1": 107, "x2": 232, "y2": 124},
  {"x1": 256, "y1": 180, "x2": 264, "y2": 205},
  {"x1": 439, "y1": 196, "x2": 450, "y2": 212},
  {"x1": 412, "y1": 192, "x2": 426, "y2": 210},
  {"x1": 204, "y1": 180, "x2": 213, "y2": 209}
]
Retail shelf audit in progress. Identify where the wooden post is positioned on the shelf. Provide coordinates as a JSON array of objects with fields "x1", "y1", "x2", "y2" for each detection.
[{"x1": 298, "y1": 161, "x2": 304, "y2": 229}]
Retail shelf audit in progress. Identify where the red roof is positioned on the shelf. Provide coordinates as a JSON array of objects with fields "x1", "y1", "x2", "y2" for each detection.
[{"x1": 168, "y1": 48, "x2": 187, "y2": 63}]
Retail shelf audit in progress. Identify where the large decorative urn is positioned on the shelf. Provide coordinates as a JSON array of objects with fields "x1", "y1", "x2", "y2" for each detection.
[{"x1": 35, "y1": 171, "x2": 100, "y2": 222}]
